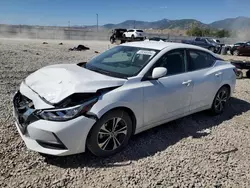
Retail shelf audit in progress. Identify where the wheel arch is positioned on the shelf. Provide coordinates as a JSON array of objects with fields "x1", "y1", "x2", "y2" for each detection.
[
  {"x1": 221, "y1": 84, "x2": 231, "y2": 96},
  {"x1": 210, "y1": 84, "x2": 232, "y2": 109},
  {"x1": 87, "y1": 106, "x2": 137, "y2": 140},
  {"x1": 109, "y1": 107, "x2": 137, "y2": 135}
]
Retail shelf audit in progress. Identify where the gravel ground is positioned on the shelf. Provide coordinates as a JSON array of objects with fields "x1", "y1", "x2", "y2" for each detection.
[{"x1": 0, "y1": 38, "x2": 250, "y2": 188}]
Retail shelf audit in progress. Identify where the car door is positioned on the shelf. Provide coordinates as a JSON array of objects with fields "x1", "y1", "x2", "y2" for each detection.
[
  {"x1": 127, "y1": 30, "x2": 133, "y2": 37},
  {"x1": 200, "y1": 38, "x2": 209, "y2": 48},
  {"x1": 244, "y1": 42, "x2": 250, "y2": 55},
  {"x1": 142, "y1": 49, "x2": 193, "y2": 127},
  {"x1": 185, "y1": 49, "x2": 222, "y2": 112},
  {"x1": 195, "y1": 38, "x2": 206, "y2": 48}
]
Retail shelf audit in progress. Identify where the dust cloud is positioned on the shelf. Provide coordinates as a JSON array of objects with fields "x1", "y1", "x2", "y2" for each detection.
[{"x1": 0, "y1": 24, "x2": 110, "y2": 41}]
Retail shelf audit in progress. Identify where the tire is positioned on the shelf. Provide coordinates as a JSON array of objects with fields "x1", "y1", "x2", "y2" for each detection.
[
  {"x1": 236, "y1": 70, "x2": 243, "y2": 79},
  {"x1": 131, "y1": 35, "x2": 135, "y2": 40},
  {"x1": 208, "y1": 46, "x2": 215, "y2": 53},
  {"x1": 87, "y1": 110, "x2": 133, "y2": 157},
  {"x1": 110, "y1": 38, "x2": 115, "y2": 44},
  {"x1": 233, "y1": 50, "x2": 239, "y2": 56},
  {"x1": 39, "y1": 152, "x2": 56, "y2": 159},
  {"x1": 210, "y1": 86, "x2": 230, "y2": 115},
  {"x1": 246, "y1": 70, "x2": 250, "y2": 78}
]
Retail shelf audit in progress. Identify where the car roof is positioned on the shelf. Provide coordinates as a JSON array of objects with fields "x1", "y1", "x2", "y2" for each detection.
[
  {"x1": 120, "y1": 41, "x2": 220, "y2": 59},
  {"x1": 120, "y1": 41, "x2": 210, "y2": 51}
]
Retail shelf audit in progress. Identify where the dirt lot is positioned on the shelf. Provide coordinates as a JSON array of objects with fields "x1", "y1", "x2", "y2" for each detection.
[{"x1": 0, "y1": 38, "x2": 250, "y2": 188}]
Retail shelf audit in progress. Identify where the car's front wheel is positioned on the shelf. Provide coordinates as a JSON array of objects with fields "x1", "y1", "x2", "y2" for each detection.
[
  {"x1": 87, "y1": 110, "x2": 133, "y2": 157},
  {"x1": 210, "y1": 86, "x2": 230, "y2": 115}
]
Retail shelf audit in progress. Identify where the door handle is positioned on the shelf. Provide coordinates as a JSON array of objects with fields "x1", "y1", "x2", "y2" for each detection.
[
  {"x1": 215, "y1": 72, "x2": 222, "y2": 77},
  {"x1": 182, "y1": 80, "x2": 192, "y2": 86}
]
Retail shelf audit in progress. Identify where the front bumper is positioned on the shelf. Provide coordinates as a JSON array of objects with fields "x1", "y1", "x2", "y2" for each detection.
[{"x1": 13, "y1": 91, "x2": 96, "y2": 156}]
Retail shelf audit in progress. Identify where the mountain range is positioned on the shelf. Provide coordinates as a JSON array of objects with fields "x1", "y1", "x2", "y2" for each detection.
[{"x1": 103, "y1": 16, "x2": 250, "y2": 30}]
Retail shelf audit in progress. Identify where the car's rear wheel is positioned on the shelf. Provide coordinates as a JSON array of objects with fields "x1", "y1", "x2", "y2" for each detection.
[
  {"x1": 236, "y1": 70, "x2": 243, "y2": 79},
  {"x1": 246, "y1": 70, "x2": 250, "y2": 78},
  {"x1": 233, "y1": 50, "x2": 239, "y2": 56},
  {"x1": 87, "y1": 110, "x2": 133, "y2": 157},
  {"x1": 210, "y1": 86, "x2": 230, "y2": 115}
]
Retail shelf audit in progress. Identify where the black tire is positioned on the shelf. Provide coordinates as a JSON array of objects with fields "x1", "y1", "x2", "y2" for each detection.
[
  {"x1": 208, "y1": 46, "x2": 215, "y2": 53},
  {"x1": 246, "y1": 70, "x2": 250, "y2": 78},
  {"x1": 131, "y1": 35, "x2": 135, "y2": 39},
  {"x1": 236, "y1": 70, "x2": 243, "y2": 79},
  {"x1": 87, "y1": 110, "x2": 133, "y2": 157},
  {"x1": 233, "y1": 50, "x2": 239, "y2": 56},
  {"x1": 210, "y1": 86, "x2": 230, "y2": 115}
]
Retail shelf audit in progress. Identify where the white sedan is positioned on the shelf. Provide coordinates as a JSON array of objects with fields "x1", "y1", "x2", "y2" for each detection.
[{"x1": 13, "y1": 41, "x2": 236, "y2": 157}]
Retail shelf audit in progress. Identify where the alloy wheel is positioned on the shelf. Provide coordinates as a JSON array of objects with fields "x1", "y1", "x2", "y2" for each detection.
[
  {"x1": 97, "y1": 117, "x2": 128, "y2": 151},
  {"x1": 214, "y1": 89, "x2": 228, "y2": 112}
]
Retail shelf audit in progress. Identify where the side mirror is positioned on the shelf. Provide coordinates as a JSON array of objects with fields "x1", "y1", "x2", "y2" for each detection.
[{"x1": 152, "y1": 67, "x2": 167, "y2": 79}]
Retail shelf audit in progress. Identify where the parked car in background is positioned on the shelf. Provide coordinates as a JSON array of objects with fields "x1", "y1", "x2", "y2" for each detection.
[
  {"x1": 230, "y1": 42, "x2": 250, "y2": 56},
  {"x1": 229, "y1": 42, "x2": 245, "y2": 48},
  {"x1": 109, "y1": 28, "x2": 127, "y2": 44},
  {"x1": 123, "y1": 29, "x2": 145, "y2": 40},
  {"x1": 144, "y1": 37, "x2": 168, "y2": 42},
  {"x1": 13, "y1": 41, "x2": 236, "y2": 157},
  {"x1": 181, "y1": 37, "x2": 221, "y2": 53}
]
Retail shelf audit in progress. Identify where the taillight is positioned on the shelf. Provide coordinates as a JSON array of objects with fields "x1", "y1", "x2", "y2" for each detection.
[{"x1": 233, "y1": 68, "x2": 238, "y2": 76}]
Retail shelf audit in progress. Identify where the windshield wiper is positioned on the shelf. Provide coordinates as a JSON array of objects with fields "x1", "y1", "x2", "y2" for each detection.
[
  {"x1": 90, "y1": 67, "x2": 111, "y2": 75},
  {"x1": 85, "y1": 64, "x2": 128, "y2": 79}
]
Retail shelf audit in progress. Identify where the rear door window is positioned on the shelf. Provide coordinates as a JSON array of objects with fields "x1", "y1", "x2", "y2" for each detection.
[{"x1": 187, "y1": 50, "x2": 216, "y2": 71}]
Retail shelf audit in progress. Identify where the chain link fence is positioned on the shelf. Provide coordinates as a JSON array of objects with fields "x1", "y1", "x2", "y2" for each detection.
[{"x1": 0, "y1": 25, "x2": 241, "y2": 44}]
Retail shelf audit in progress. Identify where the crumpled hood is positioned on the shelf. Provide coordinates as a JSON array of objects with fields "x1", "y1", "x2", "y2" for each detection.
[{"x1": 24, "y1": 64, "x2": 126, "y2": 104}]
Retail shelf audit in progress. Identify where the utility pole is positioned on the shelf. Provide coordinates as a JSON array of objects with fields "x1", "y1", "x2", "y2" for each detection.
[
  {"x1": 68, "y1": 21, "x2": 71, "y2": 39},
  {"x1": 96, "y1": 14, "x2": 98, "y2": 32}
]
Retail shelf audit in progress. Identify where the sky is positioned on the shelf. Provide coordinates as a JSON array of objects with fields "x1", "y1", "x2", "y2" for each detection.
[{"x1": 1, "y1": 0, "x2": 250, "y2": 26}]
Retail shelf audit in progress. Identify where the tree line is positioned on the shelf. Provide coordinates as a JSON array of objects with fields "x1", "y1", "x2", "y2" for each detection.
[{"x1": 186, "y1": 26, "x2": 230, "y2": 38}]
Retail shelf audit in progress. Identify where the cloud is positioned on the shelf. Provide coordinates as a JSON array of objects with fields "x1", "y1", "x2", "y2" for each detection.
[{"x1": 160, "y1": 6, "x2": 168, "y2": 9}]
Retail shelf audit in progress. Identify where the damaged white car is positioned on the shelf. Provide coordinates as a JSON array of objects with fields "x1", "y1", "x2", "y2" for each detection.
[{"x1": 13, "y1": 41, "x2": 236, "y2": 157}]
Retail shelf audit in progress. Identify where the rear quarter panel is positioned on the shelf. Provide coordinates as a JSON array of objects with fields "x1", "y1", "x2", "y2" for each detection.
[{"x1": 214, "y1": 61, "x2": 236, "y2": 97}]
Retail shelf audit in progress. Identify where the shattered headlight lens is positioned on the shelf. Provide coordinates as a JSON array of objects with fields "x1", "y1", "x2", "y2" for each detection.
[{"x1": 37, "y1": 98, "x2": 97, "y2": 121}]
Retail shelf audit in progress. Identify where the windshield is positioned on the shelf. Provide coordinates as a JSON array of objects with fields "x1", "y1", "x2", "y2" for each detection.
[
  {"x1": 207, "y1": 39, "x2": 217, "y2": 43},
  {"x1": 235, "y1": 43, "x2": 244, "y2": 46},
  {"x1": 83, "y1": 46, "x2": 159, "y2": 78}
]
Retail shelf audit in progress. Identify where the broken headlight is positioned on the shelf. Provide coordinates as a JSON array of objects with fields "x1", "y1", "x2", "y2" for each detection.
[{"x1": 37, "y1": 98, "x2": 98, "y2": 121}]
